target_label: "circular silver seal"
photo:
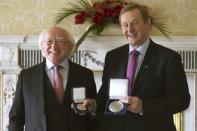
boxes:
[109,101,124,113]
[77,103,86,111]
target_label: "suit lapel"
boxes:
[117,45,130,78]
[133,41,157,95]
[63,60,73,105]
[65,60,72,90]
[34,62,46,114]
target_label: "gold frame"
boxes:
[174,112,183,131]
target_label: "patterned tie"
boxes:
[54,65,64,104]
[126,50,139,96]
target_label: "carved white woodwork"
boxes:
[2,74,18,131]
[184,73,196,131]
[0,46,18,67]
[0,35,196,131]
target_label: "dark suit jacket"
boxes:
[97,40,190,131]
[8,60,97,131]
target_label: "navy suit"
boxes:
[97,40,190,131]
[9,60,97,131]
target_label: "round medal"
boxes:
[109,101,124,113]
[77,103,86,111]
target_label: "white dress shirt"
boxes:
[128,38,150,79]
[45,58,69,90]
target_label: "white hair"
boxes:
[38,26,75,56]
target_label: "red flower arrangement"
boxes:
[74,0,124,26]
[55,0,126,52]
[55,0,170,53]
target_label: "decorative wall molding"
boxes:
[0,46,18,67]
[0,35,25,43]
[1,35,197,48]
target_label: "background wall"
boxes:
[0,0,196,36]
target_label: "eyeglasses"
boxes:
[43,39,69,45]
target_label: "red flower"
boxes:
[114,4,124,13]
[92,12,104,25]
[104,7,114,17]
[75,12,88,24]
[93,2,105,15]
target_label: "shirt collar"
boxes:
[46,58,69,70]
[129,38,150,55]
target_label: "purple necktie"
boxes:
[126,50,139,96]
[54,65,64,104]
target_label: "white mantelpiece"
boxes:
[0,35,197,131]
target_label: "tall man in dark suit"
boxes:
[97,3,190,131]
[9,26,97,131]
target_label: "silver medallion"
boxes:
[109,101,124,113]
